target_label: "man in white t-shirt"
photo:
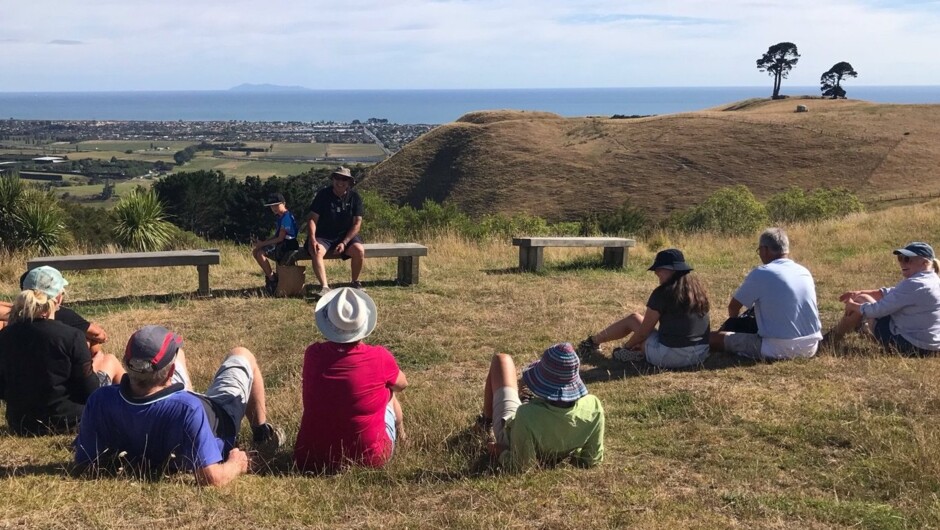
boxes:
[709,227,822,360]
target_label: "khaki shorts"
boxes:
[492,386,522,448]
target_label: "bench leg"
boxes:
[197,264,211,296]
[397,256,420,285]
[603,247,626,269]
[519,246,544,272]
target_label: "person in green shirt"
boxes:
[479,342,605,472]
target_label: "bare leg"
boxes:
[827,294,878,342]
[482,353,518,421]
[92,353,126,384]
[311,242,330,289]
[252,247,274,279]
[227,347,268,427]
[347,242,366,283]
[593,312,644,345]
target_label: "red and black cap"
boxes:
[124,325,182,373]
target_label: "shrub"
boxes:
[61,201,118,251]
[581,200,648,237]
[674,185,768,235]
[113,188,175,251]
[766,187,863,223]
[0,173,67,255]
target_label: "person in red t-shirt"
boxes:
[294,287,408,472]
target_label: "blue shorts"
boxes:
[872,316,934,356]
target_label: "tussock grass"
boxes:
[2,202,940,528]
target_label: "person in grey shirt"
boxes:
[825,242,940,355]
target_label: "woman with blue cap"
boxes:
[578,248,711,368]
[824,242,940,355]
[0,266,124,435]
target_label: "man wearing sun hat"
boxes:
[478,343,605,472]
[294,287,408,472]
[74,325,284,486]
[304,167,366,296]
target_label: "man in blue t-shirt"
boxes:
[709,227,822,360]
[252,193,299,295]
[74,325,284,486]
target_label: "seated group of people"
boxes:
[0,267,604,486]
[578,228,940,367]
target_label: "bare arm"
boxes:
[728,298,744,318]
[0,301,11,322]
[332,216,363,256]
[839,289,883,303]
[306,213,321,253]
[254,227,287,249]
[390,370,408,393]
[85,322,108,345]
[194,448,250,487]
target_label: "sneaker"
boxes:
[264,273,279,295]
[577,336,602,361]
[317,285,332,298]
[350,280,363,289]
[252,423,285,460]
[612,346,645,363]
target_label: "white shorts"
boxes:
[645,331,710,368]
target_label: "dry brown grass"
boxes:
[361,98,940,221]
[2,201,940,528]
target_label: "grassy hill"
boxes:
[2,200,940,527]
[360,98,940,221]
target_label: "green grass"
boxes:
[2,202,940,528]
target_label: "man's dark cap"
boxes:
[124,325,182,374]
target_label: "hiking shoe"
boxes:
[577,336,602,361]
[264,274,279,296]
[350,280,363,289]
[612,346,645,363]
[252,423,285,460]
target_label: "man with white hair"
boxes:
[710,227,823,360]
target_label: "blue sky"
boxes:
[1,0,938,91]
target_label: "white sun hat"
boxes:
[314,287,377,343]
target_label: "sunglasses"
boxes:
[897,255,913,264]
[333,176,353,182]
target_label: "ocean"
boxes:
[1,86,939,124]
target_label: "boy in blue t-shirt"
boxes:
[74,325,284,486]
[252,193,299,294]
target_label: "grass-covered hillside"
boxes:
[1,200,940,528]
[361,98,940,221]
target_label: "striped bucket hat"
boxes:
[521,343,588,403]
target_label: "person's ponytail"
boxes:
[933,259,940,275]
[9,290,57,324]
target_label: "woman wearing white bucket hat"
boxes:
[294,287,408,472]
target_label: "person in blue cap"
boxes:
[578,248,711,369]
[476,343,604,472]
[824,242,940,355]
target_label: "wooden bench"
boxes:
[26,249,222,296]
[291,243,428,285]
[512,237,637,272]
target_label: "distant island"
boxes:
[228,83,311,92]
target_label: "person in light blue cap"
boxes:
[825,242,940,355]
[476,343,605,472]
[0,266,125,435]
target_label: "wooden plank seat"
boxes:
[26,249,221,296]
[290,243,428,285]
[511,237,637,272]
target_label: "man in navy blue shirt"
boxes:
[74,325,284,486]
[306,167,366,296]
[252,193,299,295]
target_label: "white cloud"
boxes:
[0,0,937,90]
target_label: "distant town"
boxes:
[0,118,436,154]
